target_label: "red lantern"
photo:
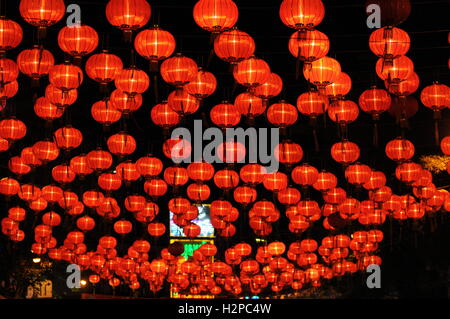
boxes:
[359,87,391,118]
[113,220,133,235]
[20,0,65,28]
[151,101,180,128]
[136,155,163,179]
[144,178,167,197]
[134,26,176,62]
[107,132,137,156]
[234,186,257,205]
[214,28,255,63]
[275,141,303,165]
[41,185,63,203]
[395,161,422,184]
[45,84,78,108]
[240,164,266,185]
[187,183,211,202]
[263,172,288,192]
[52,165,76,184]
[160,53,198,87]
[210,102,241,128]
[167,89,200,116]
[54,126,83,150]
[303,56,341,92]
[0,18,23,54]
[106,0,151,32]
[441,136,450,155]
[116,161,140,182]
[0,58,19,84]
[214,169,239,190]
[324,72,352,100]
[327,100,359,124]
[8,156,31,175]
[252,73,283,100]
[193,0,238,33]
[77,216,95,232]
[86,51,123,84]
[0,177,20,196]
[187,162,215,182]
[32,140,60,162]
[312,171,337,192]
[278,188,301,206]
[164,166,189,187]
[91,99,122,125]
[386,72,419,96]
[420,82,450,111]
[34,97,64,121]
[291,164,318,186]
[87,149,113,171]
[296,90,329,118]
[217,141,246,163]
[58,25,99,58]
[115,67,150,97]
[279,0,325,30]
[21,148,42,167]
[369,27,410,61]
[185,69,217,99]
[331,140,360,165]
[288,29,329,63]
[163,138,192,162]
[345,163,372,185]
[385,137,415,162]
[267,101,298,127]
[49,62,83,92]
[376,56,414,84]
[234,92,265,118]
[98,172,122,191]
[148,223,166,237]
[0,118,27,141]
[17,46,54,79]
[233,56,271,87]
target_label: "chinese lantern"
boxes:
[167,89,200,116]
[395,161,421,184]
[0,177,20,196]
[144,178,167,197]
[32,140,60,162]
[233,56,271,87]
[234,186,257,205]
[386,72,419,96]
[19,0,65,33]
[163,138,192,162]
[291,164,318,186]
[303,56,341,92]
[116,161,140,182]
[0,18,23,54]
[58,25,99,59]
[110,89,143,114]
[275,141,303,165]
[91,99,122,125]
[375,55,414,85]
[420,82,450,111]
[214,169,239,190]
[49,62,83,92]
[187,162,215,182]
[41,185,63,203]
[278,188,301,205]
[0,81,18,108]
[359,87,391,118]
[45,84,78,108]
[0,118,27,141]
[385,137,415,162]
[134,26,176,62]
[184,69,217,99]
[151,101,180,128]
[148,223,166,237]
[107,132,137,156]
[113,220,132,235]
[21,147,42,167]
[115,67,150,97]
[369,27,410,62]
[187,183,211,202]
[8,156,31,175]
[252,72,283,100]
[441,136,450,155]
[98,172,122,191]
[86,51,123,84]
[52,165,76,184]
[324,72,352,100]
[327,100,359,124]
[17,46,55,80]
[210,102,241,128]
[193,0,238,33]
[77,216,95,232]
[279,0,325,30]
[87,149,113,171]
[34,97,64,121]
[136,155,163,179]
[217,141,246,163]
[106,0,151,37]
[214,28,255,63]
[160,53,198,87]
[267,101,298,127]
[240,164,266,185]
[263,172,288,192]
[288,29,329,63]
[0,58,19,84]
[364,171,386,190]
[345,163,372,185]
[234,92,266,118]
[296,90,329,118]
[312,171,337,192]
[164,166,189,187]
[54,126,83,150]
[331,140,360,165]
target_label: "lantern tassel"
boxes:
[372,115,379,148]
[433,110,441,148]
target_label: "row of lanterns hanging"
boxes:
[0,0,449,297]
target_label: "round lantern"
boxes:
[386,72,419,96]
[184,69,217,99]
[91,99,122,125]
[193,0,239,33]
[324,72,352,100]
[54,126,83,150]
[331,140,360,165]
[297,90,329,118]
[359,87,391,118]
[115,67,150,97]
[107,132,137,156]
[0,18,23,54]
[32,140,60,162]
[279,0,325,30]
[420,82,450,111]
[369,27,410,61]
[214,28,255,63]
[233,56,271,87]
[345,163,372,185]
[58,25,99,59]
[151,101,180,128]
[0,118,27,141]
[288,29,329,63]
[46,84,78,108]
[134,26,176,62]
[86,51,123,84]
[167,89,200,116]
[34,97,64,121]
[17,46,55,80]
[375,56,414,85]
[267,101,298,128]
[252,72,283,100]
[49,62,83,92]
[160,53,198,87]
[274,141,303,165]
[210,102,241,128]
[385,137,415,162]
[187,162,215,182]
[291,163,319,186]
[327,100,359,124]
[87,149,113,171]
[110,89,143,114]
[106,0,151,34]
[19,0,65,28]
[303,56,341,92]
[234,92,266,118]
